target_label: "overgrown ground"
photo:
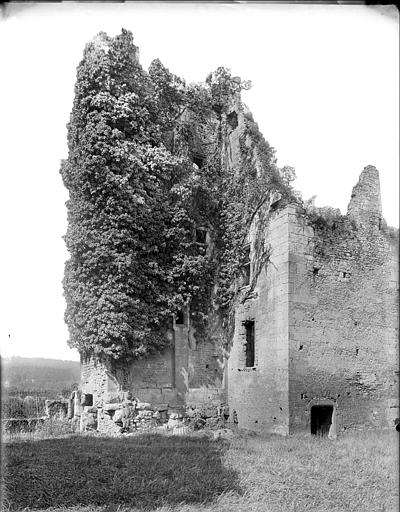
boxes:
[2,429,398,512]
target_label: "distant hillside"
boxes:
[1,356,80,393]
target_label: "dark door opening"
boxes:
[311,405,333,436]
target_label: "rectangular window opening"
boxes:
[243,320,255,367]
[227,111,238,130]
[195,228,207,245]
[241,244,251,286]
[176,310,185,325]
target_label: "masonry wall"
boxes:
[81,323,225,413]
[81,356,119,407]
[227,207,290,435]
[288,167,399,434]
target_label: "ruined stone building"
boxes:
[70,35,399,437]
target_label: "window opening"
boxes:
[176,310,185,325]
[242,244,251,286]
[244,320,255,367]
[195,228,207,245]
[193,155,205,168]
[311,405,333,436]
[81,393,93,407]
[227,111,238,130]
[270,199,281,212]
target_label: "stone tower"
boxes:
[228,166,398,436]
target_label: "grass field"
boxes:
[2,429,398,512]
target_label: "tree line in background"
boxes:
[2,357,80,395]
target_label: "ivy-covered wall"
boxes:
[72,32,398,435]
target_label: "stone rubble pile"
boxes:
[74,390,231,436]
[41,390,233,438]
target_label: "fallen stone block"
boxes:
[103,403,122,412]
[167,417,184,429]
[122,400,135,407]
[136,402,152,411]
[113,409,125,424]
[169,412,183,420]
[153,403,169,412]
[137,410,153,419]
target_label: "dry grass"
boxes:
[2,429,398,512]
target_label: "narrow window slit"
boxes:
[176,310,185,325]
[243,320,255,367]
[241,244,251,286]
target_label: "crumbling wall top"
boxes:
[347,165,382,229]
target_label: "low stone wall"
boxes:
[78,389,229,436]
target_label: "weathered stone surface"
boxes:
[86,413,97,428]
[137,410,153,419]
[75,47,397,438]
[136,402,152,411]
[85,406,98,414]
[153,403,169,412]
[167,417,183,429]
[168,412,183,420]
[122,391,133,401]
[103,403,122,412]
[113,409,125,424]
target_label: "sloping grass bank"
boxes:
[2,429,398,512]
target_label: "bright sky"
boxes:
[0,3,398,362]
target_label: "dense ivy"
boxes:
[61,30,296,360]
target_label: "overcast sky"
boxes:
[0,2,398,362]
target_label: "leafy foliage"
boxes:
[61,29,296,359]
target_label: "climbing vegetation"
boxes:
[61,29,296,359]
